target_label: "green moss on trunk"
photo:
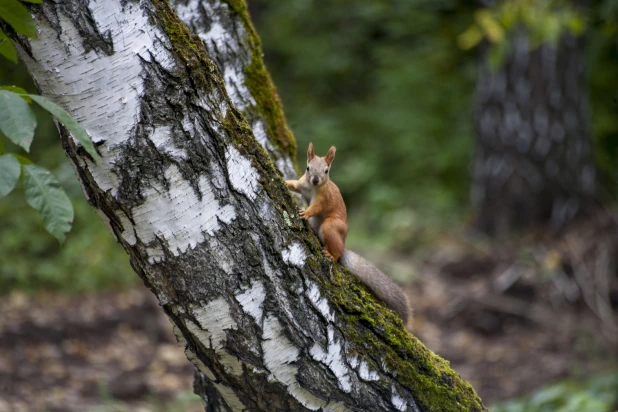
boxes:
[149,1,486,410]
[222,0,298,171]
[323,263,487,412]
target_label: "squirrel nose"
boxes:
[312,176,319,185]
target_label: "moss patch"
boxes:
[321,263,487,412]
[222,0,298,171]
[150,0,220,94]
[222,106,301,219]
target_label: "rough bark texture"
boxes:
[473,30,596,236]
[11,1,487,411]
[172,0,297,180]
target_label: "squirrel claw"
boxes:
[322,249,335,261]
[299,209,308,220]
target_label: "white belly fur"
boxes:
[300,186,324,240]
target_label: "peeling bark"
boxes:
[11,1,487,411]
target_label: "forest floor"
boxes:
[1,212,617,411]
[395,208,618,403]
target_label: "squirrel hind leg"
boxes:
[320,219,346,261]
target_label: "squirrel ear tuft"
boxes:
[307,142,315,162]
[325,146,336,166]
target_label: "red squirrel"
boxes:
[286,143,410,323]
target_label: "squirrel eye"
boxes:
[324,168,329,174]
[306,165,310,171]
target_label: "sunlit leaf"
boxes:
[457,25,483,50]
[23,164,73,243]
[498,3,518,30]
[542,14,562,45]
[567,15,585,35]
[0,90,36,152]
[0,153,20,196]
[0,85,30,102]
[0,28,17,63]
[0,0,37,38]
[27,94,100,160]
[475,9,504,43]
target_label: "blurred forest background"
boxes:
[2,0,618,411]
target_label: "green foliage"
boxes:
[491,372,618,412]
[589,52,618,195]
[0,0,98,243]
[457,0,586,69]
[0,185,135,293]
[0,0,37,38]
[0,2,118,291]
[0,153,20,195]
[251,0,477,243]
[28,94,99,160]
[22,164,74,243]
[0,89,36,151]
[0,87,131,292]
[0,0,39,62]
[0,88,99,242]
[250,0,618,249]
[1,85,30,100]
[0,28,17,63]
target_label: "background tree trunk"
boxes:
[11,1,486,411]
[472,30,596,236]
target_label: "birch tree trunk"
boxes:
[472,29,596,236]
[10,1,486,411]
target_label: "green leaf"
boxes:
[0,28,18,63]
[567,14,585,35]
[0,140,3,154]
[0,85,30,102]
[13,153,32,165]
[0,90,36,151]
[22,164,73,243]
[0,85,27,94]
[541,14,562,46]
[475,9,505,44]
[27,94,99,160]
[21,0,42,3]
[0,153,20,196]
[0,0,38,38]
[457,25,483,50]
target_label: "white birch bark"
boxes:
[9,1,487,411]
[171,0,297,181]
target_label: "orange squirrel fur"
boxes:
[286,143,410,323]
[286,143,347,260]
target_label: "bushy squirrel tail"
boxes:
[340,249,411,325]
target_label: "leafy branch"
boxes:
[0,0,99,243]
[457,0,586,68]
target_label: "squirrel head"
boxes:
[305,142,336,187]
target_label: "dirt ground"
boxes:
[403,209,618,402]
[0,289,200,412]
[1,213,617,411]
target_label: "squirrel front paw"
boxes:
[299,209,309,220]
[322,249,335,261]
